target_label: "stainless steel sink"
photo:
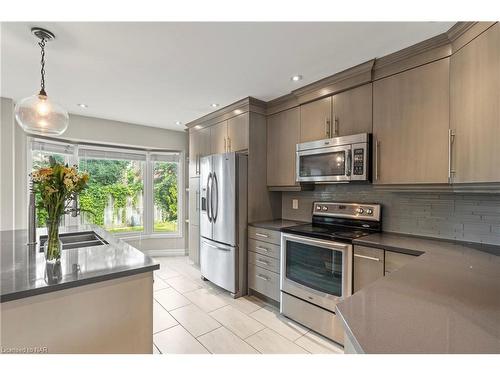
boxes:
[39,231,108,252]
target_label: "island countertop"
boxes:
[0,225,159,303]
[335,232,500,353]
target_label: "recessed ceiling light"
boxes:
[175,121,182,125]
[77,103,88,108]
[291,75,303,82]
[211,103,219,108]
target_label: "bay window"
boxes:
[28,138,183,237]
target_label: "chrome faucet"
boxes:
[68,194,81,218]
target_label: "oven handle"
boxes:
[281,233,351,252]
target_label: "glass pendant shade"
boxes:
[15,93,69,136]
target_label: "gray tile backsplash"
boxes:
[281,185,500,245]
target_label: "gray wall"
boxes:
[282,185,500,246]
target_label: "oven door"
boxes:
[296,144,352,183]
[281,233,352,312]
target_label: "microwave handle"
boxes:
[346,149,352,176]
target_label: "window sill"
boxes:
[114,233,183,241]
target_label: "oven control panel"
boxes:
[313,202,381,221]
[352,148,364,175]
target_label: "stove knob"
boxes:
[366,208,373,215]
[315,205,322,211]
[356,207,364,214]
[322,206,328,211]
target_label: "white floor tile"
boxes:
[184,287,231,312]
[153,300,178,334]
[166,275,203,294]
[229,295,266,315]
[153,277,170,291]
[154,288,191,311]
[245,328,309,354]
[155,266,180,280]
[294,331,344,354]
[169,304,221,337]
[250,306,309,341]
[153,325,209,354]
[198,327,258,354]
[210,305,265,339]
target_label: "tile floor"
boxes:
[152,256,344,355]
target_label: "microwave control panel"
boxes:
[353,148,364,175]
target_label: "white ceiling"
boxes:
[1,22,455,131]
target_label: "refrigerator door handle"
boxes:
[206,172,212,223]
[212,172,219,222]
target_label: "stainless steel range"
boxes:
[280,201,381,345]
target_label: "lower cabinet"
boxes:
[247,226,281,302]
[353,245,385,293]
[353,245,417,292]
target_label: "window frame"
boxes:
[27,136,184,240]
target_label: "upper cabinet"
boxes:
[210,120,228,154]
[373,58,450,184]
[267,107,300,187]
[299,97,332,143]
[227,112,249,152]
[189,126,210,178]
[332,83,373,136]
[451,23,500,183]
[298,85,373,143]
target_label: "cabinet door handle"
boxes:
[325,118,331,138]
[257,274,270,281]
[334,117,339,136]
[255,246,269,252]
[228,137,231,152]
[354,253,381,262]
[448,129,455,183]
[256,259,269,266]
[375,140,380,181]
[224,138,227,153]
[255,232,269,238]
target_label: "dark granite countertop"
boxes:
[336,232,500,353]
[248,219,307,231]
[0,225,159,303]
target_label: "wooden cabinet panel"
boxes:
[188,224,200,265]
[353,245,384,293]
[227,112,249,152]
[248,264,280,301]
[188,127,210,178]
[210,120,228,154]
[333,83,373,136]
[267,107,300,187]
[299,97,332,142]
[373,58,450,184]
[188,178,200,226]
[385,251,415,274]
[451,23,500,183]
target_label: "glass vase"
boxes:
[45,218,62,263]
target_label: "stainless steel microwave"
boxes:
[296,133,371,183]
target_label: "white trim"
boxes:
[142,249,187,257]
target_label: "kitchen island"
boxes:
[336,233,500,354]
[0,225,159,354]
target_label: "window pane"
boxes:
[78,158,144,234]
[153,161,179,233]
[31,150,68,228]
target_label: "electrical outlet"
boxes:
[292,199,299,210]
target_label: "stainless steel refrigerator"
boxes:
[199,152,247,297]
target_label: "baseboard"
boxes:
[143,249,187,257]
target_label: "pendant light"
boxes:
[15,27,69,136]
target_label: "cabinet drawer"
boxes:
[385,251,416,274]
[248,251,280,273]
[248,226,281,245]
[248,264,280,302]
[248,238,281,260]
